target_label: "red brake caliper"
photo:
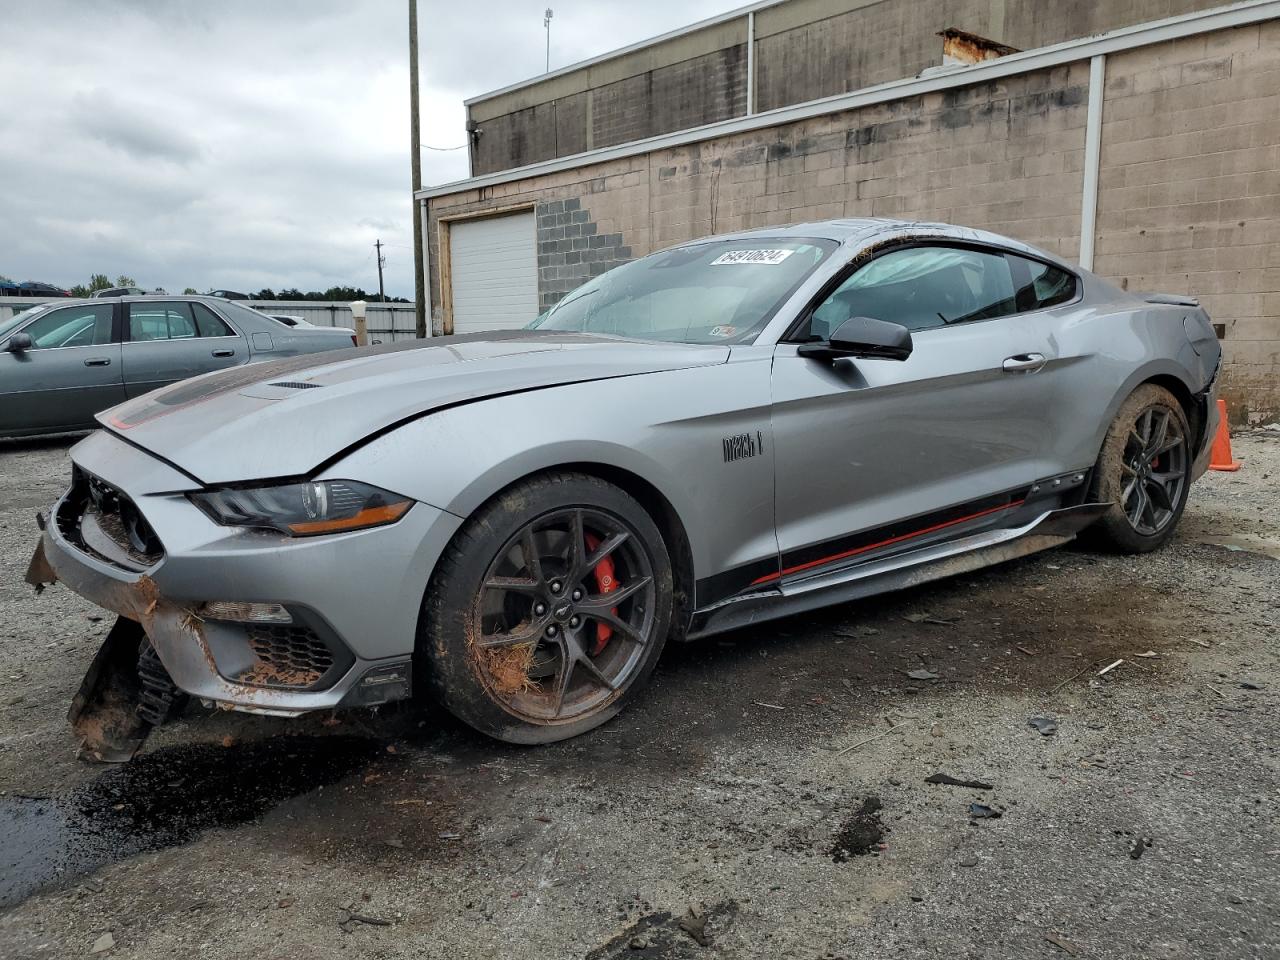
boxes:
[583,532,618,655]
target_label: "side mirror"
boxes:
[797,316,913,362]
[6,332,33,353]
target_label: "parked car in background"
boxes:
[91,286,149,298]
[28,219,1222,757]
[0,295,358,438]
[208,289,249,300]
[14,281,72,297]
[266,313,357,336]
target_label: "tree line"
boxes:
[12,273,409,303]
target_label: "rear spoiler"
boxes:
[1141,293,1201,307]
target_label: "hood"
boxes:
[99,330,728,485]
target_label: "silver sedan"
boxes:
[28,219,1222,758]
[0,296,356,438]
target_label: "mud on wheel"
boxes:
[421,473,673,744]
[1085,383,1192,554]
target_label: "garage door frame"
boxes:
[437,202,537,336]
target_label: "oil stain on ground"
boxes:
[0,734,381,908]
[828,795,886,862]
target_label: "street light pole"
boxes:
[409,0,427,338]
[544,8,553,73]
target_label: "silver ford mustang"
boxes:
[28,218,1222,756]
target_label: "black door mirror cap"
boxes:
[6,332,33,353]
[797,316,913,362]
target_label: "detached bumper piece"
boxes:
[67,617,186,763]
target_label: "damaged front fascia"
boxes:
[27,532,323,760]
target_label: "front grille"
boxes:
[57,467,164,570]
[240,624,336,689]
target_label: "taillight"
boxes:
[350,335,358,346]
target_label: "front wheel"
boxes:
[421,473,673,744]
[1084,383,1192,553]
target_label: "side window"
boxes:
[803,246,1018,339]
[192,303,235,337]
[21,305,114,348]
[128,302,198,342]
[1010,255,1077,311]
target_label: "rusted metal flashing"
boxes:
[939,27,1020,65]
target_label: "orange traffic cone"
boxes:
[1208,399,1241,472]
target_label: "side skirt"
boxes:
[686,502,1109,640]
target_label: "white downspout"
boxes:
[1079,54,1106,272]
[746,11,755,116]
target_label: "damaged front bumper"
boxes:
[31,429,462,728]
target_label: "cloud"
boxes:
[2,0,748,298]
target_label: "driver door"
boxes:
[769,244,1061,582]
[0,303,124,436]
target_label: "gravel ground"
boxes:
[0,430,1277,960]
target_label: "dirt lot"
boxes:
[0,431,1277,960]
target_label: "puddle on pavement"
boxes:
[0,735,381,909]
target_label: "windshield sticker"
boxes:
[711,249,795,266]
[708,325,737,338]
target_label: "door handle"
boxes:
[1002,353,1046,374]
[211,349,235,358]
[83,357,111,367]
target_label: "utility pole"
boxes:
[544,8,553,73]
[375,239,386,303]
[409,0,427,337]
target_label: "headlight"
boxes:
[190,480,412,536]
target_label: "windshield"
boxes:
[534,238,836,344]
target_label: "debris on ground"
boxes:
[924,773,994,790]
[1097,659,1125,677]
[903,669,940,681]
[833,719,913,756]
[1029,717,1058,736]
[829,797,886,862]
[968,803,1003,819]
[678,905,711,947]
[91,932,114,953]
[1239,681,1262,690]
[1045,931,1082,955]
[1129,836,1152,860]
[338,905,394,932]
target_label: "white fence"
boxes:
[0,297,423,343]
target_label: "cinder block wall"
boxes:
[430,22,1280,420]
[468,0,1229,177]
[1094,21,1280,420]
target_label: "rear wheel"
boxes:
[1084,384,1191,553]
[421,473,673,744]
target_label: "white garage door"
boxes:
[449,211,539,334]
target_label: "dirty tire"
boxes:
[1084,383,1192,553]
[421,472,673,744]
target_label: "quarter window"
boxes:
[805,245,1018,339]
[128,303,200,341]
[1010,255,1077,311]
[19,304,114,348]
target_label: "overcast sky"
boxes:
[1,0,746,299]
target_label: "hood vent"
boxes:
[269,381,323,390]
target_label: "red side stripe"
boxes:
[750,499,1026,586]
